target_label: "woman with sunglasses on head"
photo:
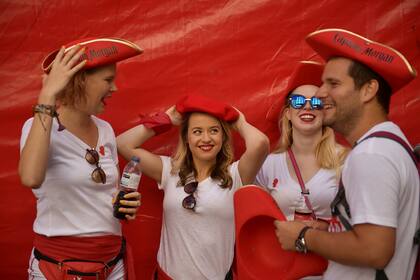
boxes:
[19,38,142,279]
[256,61,348,238]
[117,94,269,279]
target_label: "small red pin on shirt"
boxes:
[99,145,105,156]
[272,178,278,188]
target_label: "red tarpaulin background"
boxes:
[0,1,419,279]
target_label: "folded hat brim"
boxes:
[234,186,327,279]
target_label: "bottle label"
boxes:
[120,172,141,191]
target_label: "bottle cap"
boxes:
[131,156,140,163]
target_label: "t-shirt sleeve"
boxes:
[344,153,399,228]
[158,156,172,191]
[20,118,34,153]
[229,160,243,191]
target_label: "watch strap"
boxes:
[296,226,312,254]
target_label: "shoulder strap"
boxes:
[358,131,419,280]
[358,131,420,240]
[330,178,353,231]
[332,130,419,231]
[287,148,317,219]
[358,131,419,167]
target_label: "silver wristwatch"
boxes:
[295,226,312,254]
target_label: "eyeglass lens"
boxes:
[289,94,323,110]
[85,149,106,184]
[182,182,198,210]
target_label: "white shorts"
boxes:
[28,248,125,280]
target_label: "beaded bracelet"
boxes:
[33,104,56,117]
[33,104,65,131]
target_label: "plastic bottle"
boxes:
[113,156,141,220]
[294,194,313,221]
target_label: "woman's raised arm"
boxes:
[234,110,270,185]
[19,46,86,188]
[117,106,182,184]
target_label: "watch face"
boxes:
[295,238,306,253]
[295,238,307,254]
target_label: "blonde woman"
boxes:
[117,94,269,279]
[256,61,348,230]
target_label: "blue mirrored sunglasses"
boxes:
[288,94,323,110]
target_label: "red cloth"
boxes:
[155,264,173,280]
[34,233,135,280]
[176,94,239,122]
[138,111,173,135]
[306,28,417,93]
[234,186,327,279]
[42,37,143,73]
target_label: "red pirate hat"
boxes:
[176,94,239,122]
[42,38,143,73]
[234,186,327,279]
[266,61,324,123]
[306,28,417,93]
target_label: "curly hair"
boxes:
[171,112,234,189]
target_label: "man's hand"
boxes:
[274,220,307,251]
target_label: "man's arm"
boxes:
[274,221,395,269]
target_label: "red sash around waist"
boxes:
[33,233,135,279]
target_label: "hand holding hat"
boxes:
[42,37,143,73]
[40,45,87,103]
[274,220,308,251]
[165,105,183,126]
[234,186,327,279]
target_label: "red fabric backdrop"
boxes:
[0,1,419,279]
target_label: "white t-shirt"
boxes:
[157,156,243,280]
[324,122,419,280]
[20,116,121,237]
[255,152,338,221]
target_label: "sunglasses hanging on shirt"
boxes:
[182,181,198,210]
[85,148,106,184]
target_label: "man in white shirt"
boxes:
[274,28,419,279]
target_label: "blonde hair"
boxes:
[56,68,98,107]
[273,107,349,179]
[171,113,234,188]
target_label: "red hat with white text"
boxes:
[306,28,417,93]
[234,186,327,279]
[266,61,324,122]
[42,38,143,73]
[176,94,239,122]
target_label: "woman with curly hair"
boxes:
[117,94,269,279]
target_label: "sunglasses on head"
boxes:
[85,148,106,184]
[288,94,323,110]
[182,181,198,210]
